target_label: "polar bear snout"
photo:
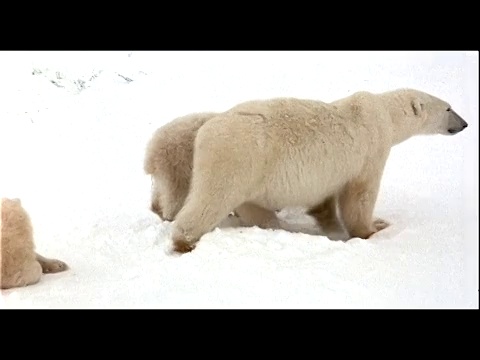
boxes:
[447,108,468,135]
[448,121,468,134]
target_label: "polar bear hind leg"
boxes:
[2,261,42,289]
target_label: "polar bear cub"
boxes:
[169,88,468,253]
[144,112,218,221]
[1,198,68,289]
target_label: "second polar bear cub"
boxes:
[170,88,468,253]
[1,198,69,289]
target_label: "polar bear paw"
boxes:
[172,239,196,254]
[39,258,69,274]
[373,218,390,232]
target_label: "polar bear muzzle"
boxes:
[447,108,468,134]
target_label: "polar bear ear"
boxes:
[411,99,425,117]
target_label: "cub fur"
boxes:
[1,198,68,289]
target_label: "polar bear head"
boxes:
[409,90,468,136]
[383,89,468,144]
[1,197,31,235]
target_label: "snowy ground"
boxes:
[0,51,478,309]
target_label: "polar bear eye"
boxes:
[446,107,451,112]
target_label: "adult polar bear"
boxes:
[171,88,468,253]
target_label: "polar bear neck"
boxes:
[377,90,424,146]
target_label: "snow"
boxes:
[0,51,478,309]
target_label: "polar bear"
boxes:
[144,112,345,237]
[169,88,468,253]
[144,112,218,221]
[1,198,68,289]
[144,112,283,230]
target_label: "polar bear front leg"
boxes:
[338,157,390,240]
[150,192,164,219]
[149,176,164,219]
[159,177,191,222]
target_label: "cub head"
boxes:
[1,197,30,230]
[408,90,468,136]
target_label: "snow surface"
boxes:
[0,51,478,309]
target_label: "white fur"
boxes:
[169,88,467,253]
[1,198,68,289]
